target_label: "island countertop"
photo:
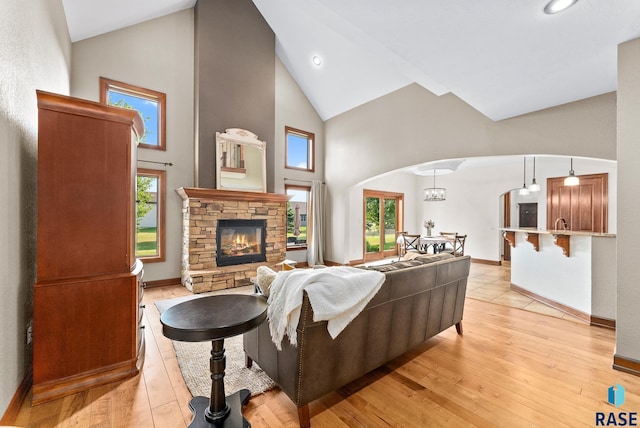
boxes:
[498,227,616,238]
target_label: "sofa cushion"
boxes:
[414,253,454,264]
[400,251,421,260]
[360,259,423,272]
[256,265,277,296]
[359,253,454,273]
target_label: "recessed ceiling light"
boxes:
[544,0,579,14]
[312,56,322,66]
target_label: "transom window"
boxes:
[286,185,311,249]
[100,77,166,151]
[136,168,166,262]
[285,127,314,172]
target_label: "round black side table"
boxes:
[161,294,268,428]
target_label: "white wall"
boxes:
[324,83,617,264]
[511,233,592,314]
[0,0,71,415]
[71,10,195,282]
[616,37,640,367]
[346,156,616,264]
[592,236,616,320]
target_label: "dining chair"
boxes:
[439,231,457,253]
[395,231,408,260]
[402,234,423,257]
[450,234,467,257]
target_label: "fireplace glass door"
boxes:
[216,219,267,266]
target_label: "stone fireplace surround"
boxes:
[177,187,290,294]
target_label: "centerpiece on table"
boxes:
[423,219,435,237]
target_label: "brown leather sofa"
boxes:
[243,253,471,427]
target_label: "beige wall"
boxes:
[324,84,616,263]
[274,58,325,264]
[0,0,71,414]
[616,37,640,365]
[71,10,195,282]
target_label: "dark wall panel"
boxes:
[195,0,275,190]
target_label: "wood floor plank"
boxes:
[141,309,180,410]
[151,401,187,428]
[144,303,194,423]
[57,391,91,428]
[87,383,113,427]
[111,374,154,428]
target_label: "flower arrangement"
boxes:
[423,219,435,236]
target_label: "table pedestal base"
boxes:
[188,389,251,428]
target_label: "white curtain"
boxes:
[307,180,325,266]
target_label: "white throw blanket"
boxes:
[267,266,385,350]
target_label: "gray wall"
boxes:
[616,37,640,368]
[0,0,71,414]
[195,0,275,191]
[323,84,616,263]
[71,10,196,282]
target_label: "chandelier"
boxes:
[424,170,446,201]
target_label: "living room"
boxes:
[2,0,640,426]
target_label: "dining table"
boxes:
[419,235,455,254]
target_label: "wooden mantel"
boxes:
[176,187,291,203]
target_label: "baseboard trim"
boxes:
[0,365,32,425]
[471,258,502,266]
[613,355,640,377]
[144,277,181,288]
[590,316,616,330]
[324,260,346,266]
[510,283,590,323]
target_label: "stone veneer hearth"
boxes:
[177,187,290,293]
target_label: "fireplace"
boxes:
[216,219,267,267]
[178,187,289,293]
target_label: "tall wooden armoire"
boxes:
[33,90,145,404]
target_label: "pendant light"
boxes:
[518,157,530,196]
[424,170,446,201]
[528,157,541,192]
[564,157,580,186]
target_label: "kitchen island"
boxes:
[499,228,616,327]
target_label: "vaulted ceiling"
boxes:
[62,0,640,121]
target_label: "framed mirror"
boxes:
[215,128,267,192]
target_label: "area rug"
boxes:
[155,286,276,397]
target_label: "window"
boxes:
[285,126,314,172]
[100,77,166,151]
[136,168,166,262]
[285,185,311,249]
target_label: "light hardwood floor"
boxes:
[13,263,640,427]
